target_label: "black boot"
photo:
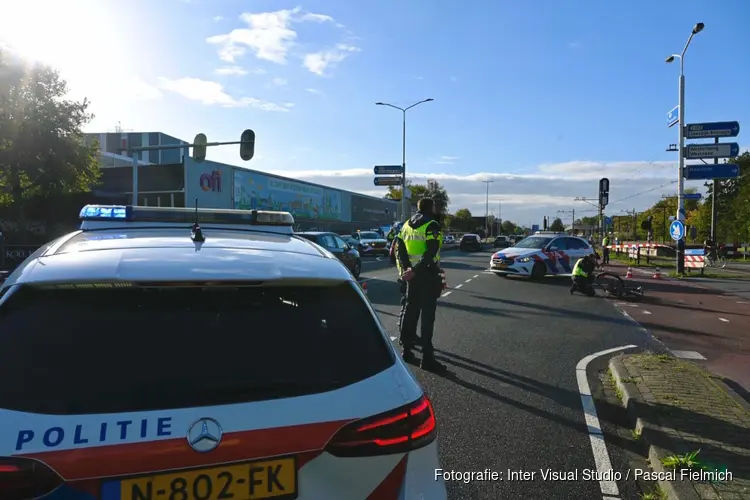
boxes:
[420,354,447,373]
[402,349,418,365]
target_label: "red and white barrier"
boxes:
[685,255,705,269]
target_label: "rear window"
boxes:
[0,283,393,414]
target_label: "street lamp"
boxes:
[666,22,704,274]
[481,180,494,237]
[375,98,434,222]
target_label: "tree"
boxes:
[384,179,450,216]
[423,179,450,216]
[0,49,100,227]
[501,220,516,234]
[384,181,427,203]
[452,208,473,231]
[549,217,565,232]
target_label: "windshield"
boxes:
[358,232,380,239]
[512,236,553,249]
[0,283,393,414]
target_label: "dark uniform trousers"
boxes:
[399,273,441,355]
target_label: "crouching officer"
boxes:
[570,253,597,296]
[396,198,446,373]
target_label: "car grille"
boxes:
[492,257,515,265]
[372,242,386,248]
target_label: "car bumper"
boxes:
[489,258,534,276]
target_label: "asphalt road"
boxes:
[360,248,666,499]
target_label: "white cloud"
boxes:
[253,161,693,224]
[213,15,224,22]
[271,77,288,86]
[157,77,292,112]
[435,155,459,164]
[119,77,163,100]
[214,66,248,76]
[305,88,323,95]
[303,44,360,76]
[206,7,359,75]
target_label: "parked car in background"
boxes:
[351,231,389,256]
[493,235,512,249]
[344,235,370,256]
[459,234,483,252]
[443,235,457,245]
[296,232,362,278]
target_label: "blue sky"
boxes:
[2,0,748,226]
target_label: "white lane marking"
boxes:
[738,301,749,304]
[390,336,397,341]
[464,279,472,283]
[455,284,463,289]
[576,344,637,498]
[672,350,706,360]
[719,317,730,322]
[642,310,652,315]
[440,291,452,298]
[473,274,479,278]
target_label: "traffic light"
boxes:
[240,129,255,161]
[543,216,548,230]
[599,177,610,208]
[192,133,207,163]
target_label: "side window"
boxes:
[319,235,336,248]
[565,238,584,250]
[332,235,348,250]
[550,238,568,250]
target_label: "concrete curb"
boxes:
[608,355,701,500]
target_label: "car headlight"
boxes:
[517,257,533,263]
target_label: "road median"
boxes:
[609,353,750,500]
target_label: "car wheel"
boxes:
[352,259,361,279]
[530,262,546,280]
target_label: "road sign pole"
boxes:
[711,136,718,242]
[676,71,686,274]
[401,110,407,222]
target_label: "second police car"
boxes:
[0,205,447,500]
[489,231,595,279]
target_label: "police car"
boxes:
[489,231,594,279]
[0,205,447,500]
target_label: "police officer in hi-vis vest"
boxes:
[395,198,447,373]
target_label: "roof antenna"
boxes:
[191,197,205,243]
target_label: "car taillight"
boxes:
[0,457,63,500]
[325,395,437,457]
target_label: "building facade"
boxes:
[88,131,401,232]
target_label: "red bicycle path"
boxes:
[600,262,750,394]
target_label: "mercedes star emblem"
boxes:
[187,417,223,453]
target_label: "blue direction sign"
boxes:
[373,165,403,175]
[669,220,685,241]
[531,224,539,233]
[685,121,740,139]
[667,106,679,128]
[684,143,740,159]
[373,176,402,186]
[684,164,740,180]
[604,216,612,225]
[683,192,702,200]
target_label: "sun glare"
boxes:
[0,0,121,73]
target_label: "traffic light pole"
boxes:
[129,136,254,204]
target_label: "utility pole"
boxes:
[711,136,719,242]
[375,99,434,222]
[665,22,704,274]
[557,209,575,233]
[482,180,494,237]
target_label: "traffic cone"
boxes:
[626,267,633,279]
[361,281,368,295]
[652,267,662,279]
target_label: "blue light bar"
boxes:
[79,205,131,220]
[78,205,295,226]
